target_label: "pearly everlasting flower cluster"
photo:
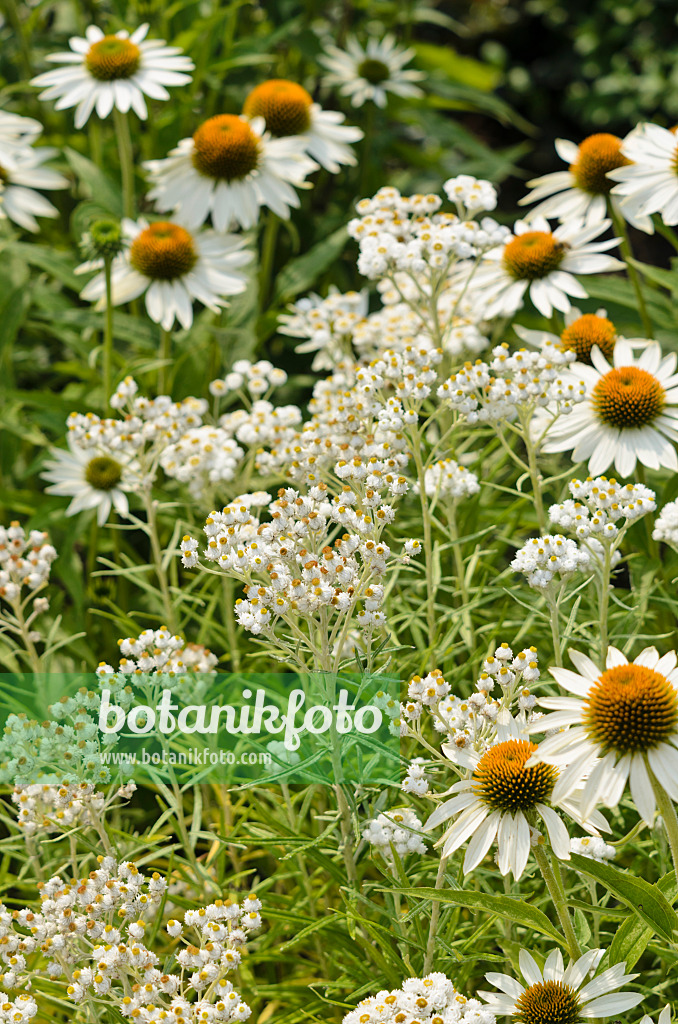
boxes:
[95,627,218,702]
[182,483,419,646]
[278,289,368,370]
[0,857,262,1024]
[653,499,678,548]
[209,360,288,400]
[418,459,480,501]
[437,342,585,426]
[159,427,244,499]
[0,522,56,604]
[12,782,105,837]
[362,808,427,860]
[511,534,591,590]
[402,643,542,766]
[401,758,430,796]
[443,175,498,216]
[570,836,615,862]
[342,974,496,1024]
[550,477,656,542]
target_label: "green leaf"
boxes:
[570,853,678,943]
[65,147,122,217]
[413,43,500,91]
[386,886,566,945]
[272,226,349,304]
[609,869,678,969]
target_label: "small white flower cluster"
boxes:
[342,974,496,1024]
[12,782,105,837]
[549,477,656,541]
[160,427,244,499]
[95,627,218,698]
[220,400,302,452]
[401,758,430,797]
[349,186,508,279]
[443,175,498,216]
[362,808,427,860]
[0,522,57,603]
[401,644,541,767]
[438,343,585,425]
[570,836,615,862]
[209,359,288,399]
[181,483,418,643]
[419,459,480,501]
[511,535,591,589]
[653,499,678,548]
[0,860,261,1024]
[278,289,368,370]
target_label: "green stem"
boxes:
[545,586,563,668]
[598,542,612,670]
[448,504,475,650]
[521,413,548,534]
[423,855,448,973]
[113,108,135,220]
[609,204,653,338]
[159,328,172,396]
[533,843,581,959]
[143,490,178,633]
[652,215,678,255]
[647,761,678,891]
[258,211,280,310]
[103,257,114,413]
[410,428,436,655]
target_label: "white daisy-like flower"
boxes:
[0,111,42,145]
[642,1008,672,1024]
[519,133,651,231]
[144,115,318,231]
[77,218,250,331]
[0,138,67,233]
[242,79,363,173]
[319,35,425,108]
[516,307,617,367]
[42,443,134,525]
[479,947,642,1023]
[527,645,678,826]
[467,216,623,319]
[31,24,194,129]
[423,718,608,880]
[608,123,678,232]
[542,338,678,476]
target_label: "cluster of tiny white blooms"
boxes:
[418,459,480,501]
[0,994,37,1023]
[159,427,244,500]
[208,360,288,400]
[437,342,585,425]
[349,186,509,279]
[354,301,489,359]
[182,481,417,645]
[510,535,591,590]
[653,499,678,547]
[570,836,615,862]
[362,809,427,860]
[0,859,261,1024]
[11,782,105,837]
[443,175,498,216]
[278,289,368,369]
[0,522,56,604]
[549,477,657,542]
[342,974,496,1024]
[402,644,541,765]
[95,628,218,700]
[401,758,430,796]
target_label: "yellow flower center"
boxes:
[242,80,312,136]
[358,58,390,84]
[592,366,665,428]
[129,222,197,281]
[85,456,122,491]
[503,231,566,281]
[191,115,261,181]
[570,133,629,194]
[85,36,141,81]
[560,313,616,364]
[582,663,678,754]
[515,981,581,1024]
[473,739,558,812]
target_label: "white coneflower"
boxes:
[42,444,134,525]
[319,35,424,108]
[479,947,642,1023]
[77,218,250,330]
[542,338,678,476]
[608,123,678,230]
[242,79,362,173]
[467,216,623,318]
[528,645,678,826]
[144,114,318,231]
[31,24,194,128]
[424,719,608,880]
[0,136,67,232]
